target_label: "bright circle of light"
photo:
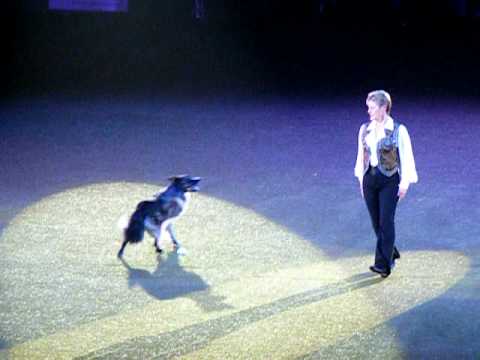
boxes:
[0,182,469,359]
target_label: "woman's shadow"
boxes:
[120,252,232,312]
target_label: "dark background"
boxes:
[3,0,480,97]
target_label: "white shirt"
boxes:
[354,116,418,190]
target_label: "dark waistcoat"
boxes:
[361,122,401,177]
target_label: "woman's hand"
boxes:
[398,187,408,200]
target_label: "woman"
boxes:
[355,90,418,278]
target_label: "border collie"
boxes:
[117,175,201,258]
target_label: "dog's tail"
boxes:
[117,213,130,230]
[124,210,145,243]
[118,210,145,258]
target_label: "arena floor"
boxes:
[1,92,479,359]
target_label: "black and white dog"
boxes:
[117,175,201,258]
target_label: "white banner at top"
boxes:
[49,0,128,12]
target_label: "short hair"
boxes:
[367,90,392,114]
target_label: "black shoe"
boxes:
[369,265,390,278]
[393,248,400,260]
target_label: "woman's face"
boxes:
[366,100,387,123]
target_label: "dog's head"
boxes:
[169,175,201,192]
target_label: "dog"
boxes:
[117,175,201,258]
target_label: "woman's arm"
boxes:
[355,124,366,197]
[397,124,418,198]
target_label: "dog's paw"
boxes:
[176,247,187,256]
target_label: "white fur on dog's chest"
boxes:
[160,194,189,230]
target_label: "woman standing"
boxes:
[355,90,418,278]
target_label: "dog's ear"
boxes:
[168,174,187,182]
[168,175,181,183]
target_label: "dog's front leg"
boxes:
[167,224,186,255]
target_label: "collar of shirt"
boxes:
[366,115,394,132]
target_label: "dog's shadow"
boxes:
[120,252,233,312]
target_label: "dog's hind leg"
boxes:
[167,224,187,255]
[117,239,128,258]
[150,228,164,254]
[144,217,164,254]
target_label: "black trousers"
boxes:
[363,166,400,271]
